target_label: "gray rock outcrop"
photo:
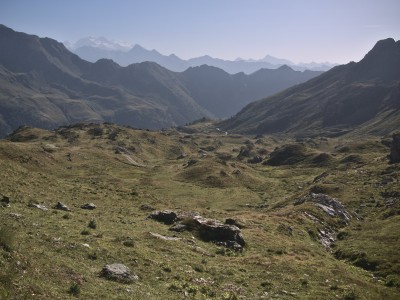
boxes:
[186,215,246,249]
[149,210,246,251]
[101,263,138,283]
[309,193,351,223]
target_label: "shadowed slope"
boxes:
[221,38,400,137]
[0,25,323,137]
[0,25,211,137]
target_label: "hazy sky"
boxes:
[1,0,399,63]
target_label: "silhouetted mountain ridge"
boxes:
[0,25,323,137]
[0,25,211,136]
[70,36,336,73]
[220,38,400,137]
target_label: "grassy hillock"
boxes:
[0,123,399,299]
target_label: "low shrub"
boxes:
[68,282,81,297]
[88,220,97,229]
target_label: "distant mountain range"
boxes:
[220,38,400,137]
[178,65,321,119]
[67,37,336,73]
[0,25,322,137]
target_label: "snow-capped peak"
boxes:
[68,37,133,52]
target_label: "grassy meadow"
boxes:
[0,122,399,299]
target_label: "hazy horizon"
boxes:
[1,0,399,64]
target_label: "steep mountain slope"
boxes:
[0,25,323,137]
[221,38,400,137]
[179,65,322,118]
[0,25,211,137]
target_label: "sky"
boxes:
[0,0,399,64]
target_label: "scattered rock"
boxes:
[177,152,187,159]
[309,193,351,223]
[42,143,58,153]
[52,237,63,243]
[54,202,71,211]
[302,193,351,249]
[149,210,246,250]
[169,223,187,232]
[149,232,181,241]
[317,228,335,248]
[100,263,138,283]
[28,203,48,211]
[303,211,320,223]
[198,149,208,157]
[191,277,215,286]
[222,283,242,295]
[216,240,244,251]
[185,159,198,167]
[149,210,178,224]
[247,156,263,164]
[389,132,400,163]
[9,213,22,218]
[66,153,72,161]
[81,203,96,210]
[115,146,130,155]
[1,196,10,207]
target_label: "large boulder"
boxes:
[100,263,138,283]
[389,133,400,163]
[187,216,246,249]
[149,210,246,250]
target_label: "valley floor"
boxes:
[0,123,399,299]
